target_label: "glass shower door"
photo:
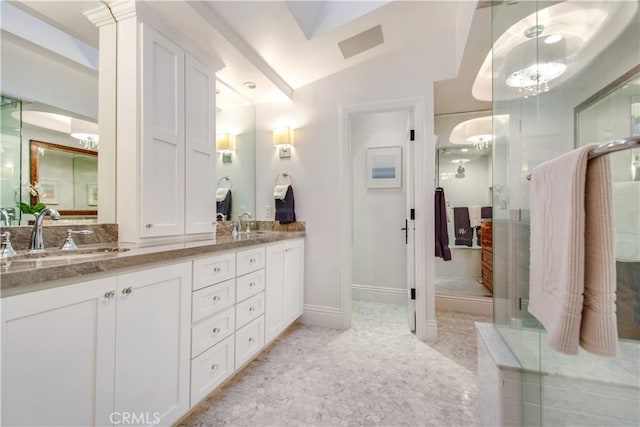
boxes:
[0,96,22,226]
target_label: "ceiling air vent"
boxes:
[338,25,384,59]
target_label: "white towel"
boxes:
[469,206,482,228]
[613,181,640,262]
[216,187,230,202]
[273,184,289,201]
[529,144,617,357]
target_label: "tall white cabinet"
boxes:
[265,239,305,343]
[114,3,222,242]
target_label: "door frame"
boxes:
[339,97,437,343]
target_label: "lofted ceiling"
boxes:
[5,0,486,112]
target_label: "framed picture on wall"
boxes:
[366,146,402,188]
[87,184,98,206]
[39,180,59,205]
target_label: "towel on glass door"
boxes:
[529,144,618,357]
[275,185,296,224]
[216,189,232,220]
[453,207,473,247]
[434,187,452,261]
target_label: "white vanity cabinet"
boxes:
[139,23,216,238]
[1,262,192,427]
[265,239,305,343]
[1,277,117,427]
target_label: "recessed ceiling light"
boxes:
[544,34,563,44]
[242,82,257,89]
[524,24,545,38]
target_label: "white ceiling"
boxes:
[6,0,487,113]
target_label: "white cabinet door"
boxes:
[185,53,216,234]
[265,242,287,343]
[284,239,304,324]
[1,278,117,427]
[140,23,185,237]
[114,262,192,426]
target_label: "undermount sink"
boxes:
[11,247,130,262]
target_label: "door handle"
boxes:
[400,219,408,244]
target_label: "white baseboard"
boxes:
[351,283,406,305]
[435,294,493,316]
[302,304,342,329]
[425,319,438,344]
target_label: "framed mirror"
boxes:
[29,140,97,216]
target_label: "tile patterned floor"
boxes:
[435,276,492,298]
[180,302,491,427]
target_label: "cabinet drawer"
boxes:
[190,334,235,407]
[192,279,235,322]
[193,253,235,290]
[235,315,264,368]
[482,270,493,292]
[236,269,265,303]
[236,291,265,329]
[236,247,265,276]
[481,249,493,268]
[192,306,235,357]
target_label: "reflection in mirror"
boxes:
[0,97,22,226]
[0,0,106,226]
[434,110,493,299]
[215,84,256,221]
[29,140,97,216]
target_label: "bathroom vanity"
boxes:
[0,229,304,426]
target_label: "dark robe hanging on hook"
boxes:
[435,187,452,261]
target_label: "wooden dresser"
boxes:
[481,219,493,293]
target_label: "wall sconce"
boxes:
[216,133,236,163]
[273,127,294,158]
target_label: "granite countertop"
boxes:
[1,230,305,297]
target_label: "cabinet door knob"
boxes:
[249,306,255,312]
[104,290,115,301]
[212,295,220,301]
[248,337,255,343]
[212,327,220,334]
[213,267,221,273]
[249,282,255,287]
[122,287,133,295]
[145,224,153,229]
[249,258,255,263]
[210,364,217,371]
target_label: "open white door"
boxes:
[406,123,416,332]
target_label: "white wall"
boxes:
[254,34,460,325]
[351,110,409,302]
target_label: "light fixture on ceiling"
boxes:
[216,133,236,163]
[70,118,99,150]
[506,62,567,98]
[449,115,509,150]
[524,24,545,38]
[242,81,257,90]
[273,127,294,158]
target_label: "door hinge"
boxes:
[410,288,416,300]
[519,297,522,311]
[410,209,415,220]
[409,129,415,141]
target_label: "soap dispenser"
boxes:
[231,223,238,239]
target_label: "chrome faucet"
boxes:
[29,208,60,253]
[216,213,226,221]
[237,212,252,234]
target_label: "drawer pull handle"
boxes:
[249,306,255,312]
[212,327,220,334]
[104,290,115,301]
[249,258,255,263]
[145,223,153,229]
[210,364,218,371]
[122,287,133,295]
[249,282,255,287]
[213,267,221,273]
[248,337,255,343]
[212,296,221,302]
